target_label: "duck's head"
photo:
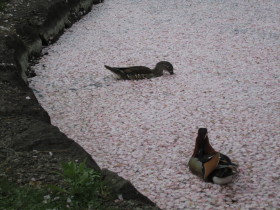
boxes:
[156,61,174,75]
[198,128,207,138]
[192,128,216,158]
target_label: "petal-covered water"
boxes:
[30,0,280,209]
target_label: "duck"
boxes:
[188,128,238,184]
[104,61,174,80]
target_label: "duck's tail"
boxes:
[104,65,118,73]
[104,65,128,79]
[220,153,238,167]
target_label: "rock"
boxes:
[39,1,70,44]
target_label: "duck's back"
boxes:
[105,65,151,74]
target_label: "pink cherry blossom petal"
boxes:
[29,0,280,209]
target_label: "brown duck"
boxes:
[188,128,238,184]
[104,61,174,80]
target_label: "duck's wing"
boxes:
[219,153,238,167]
[203,153,220,179]
[119,66,152,75]
[105,65,152,74]
[105,65,153,80]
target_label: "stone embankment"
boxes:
[0,0,158,208]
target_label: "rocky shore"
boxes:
[0,0,159,208]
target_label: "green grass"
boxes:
[0,160,114,209]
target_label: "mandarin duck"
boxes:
[104,61,174,80]
[188,128,238,184]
